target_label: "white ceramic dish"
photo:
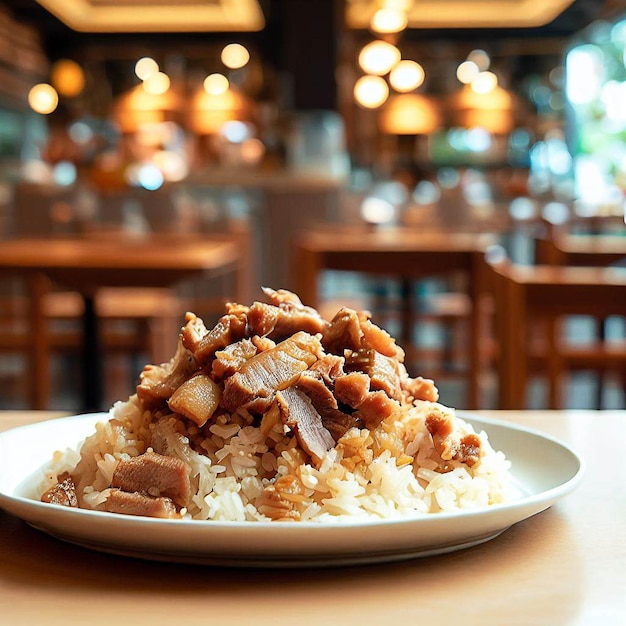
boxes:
[0,412,583,567]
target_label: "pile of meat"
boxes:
[42,288,480,519]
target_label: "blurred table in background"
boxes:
[293,226,495,409]
[0,234,243,411]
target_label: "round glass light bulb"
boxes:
[28,83,59,115]
[389,60,424,92]
[467,49,491,71]
[221,43,250,69]
[51,59,85,97]
[204,73,230,95]
[354,75,389,109]
[358,41,401,76]
[143,71,170,95]
[370,8,408,34]
[135,57,159,81]
[471,71,498,94]
[456,60,479,84]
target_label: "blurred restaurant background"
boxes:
[0,0,624,412]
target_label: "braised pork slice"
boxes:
[345,348,403,401]
[309,354,345,385]
[137,338,198,408]
[211,338,258,381]
[401,374,439,403]
[41,472,77,507]
[276,386,335,465]
[322,307,363,354]
[247,293,327,340]
[353,391,400,427]
[221,331,321,413]
[334,371,371,407]
[168,373,221,427]
[188,310,248,366]
[425,405,482,467]
[296,371,356,441]
[104,489,177,519]
[111,451,191,507]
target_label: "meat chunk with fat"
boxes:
[41,472,78,507]
[168,373,221,427]
[221,331,321,413]
[345,348,403,401]
[104,489,177,519]
[185,310,248,366]
[276,386,335,465]
[211,338,258,380]
[111,451,191,507]
[137,338,198,408]
[425,405,482,467]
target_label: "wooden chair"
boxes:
[489,257,626,409]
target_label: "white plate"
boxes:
[0,413,583,567]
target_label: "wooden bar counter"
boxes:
[1,410,624,626]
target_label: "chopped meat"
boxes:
[296,371,355,441]
[221,331,321,413]
[41,472,77,507]
[276,386,335,465]
[168,374,221,427]
[257,474,304,521]
[188,310,248,366]
[137,338,198,408]
[334,372,371,407]
[345,348,403,401]
[104,489,177,519]
[111,451,191,507]
[358,316,405,361]
[322,307,363,354]
[309,354,345,385]
[247,298,327,341]
[251,335,276,352]
[353,391,400,428]
[425,406,482,467]
[401,374,439,403]
[180,312,208,353]
[261,287,304,307]
[211,338,258,380]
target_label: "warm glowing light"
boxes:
[358,41,401,76]
[370,8,408,34]
[379,94,442,134]
[50,59,85,97]
[204,73,230,95]
[221,43,250,69]
[28,83,58,114]
[456,60,480,84]
[389,60,425,92]
[467,49,490,71]
[240,138,265,165]
[361,197,395,224]
[354,75,389,108]
[135,57,159,81]
[471,71,498,94]
[143,71,170,95]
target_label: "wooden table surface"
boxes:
[1,410,624,626]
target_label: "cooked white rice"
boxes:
[39,396,513,522]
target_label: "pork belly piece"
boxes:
[358,316,405,361]
[276,386,335,465]
[211,338,258,381]
[309,354,345,385]
[334,372,400,428]
[187,310,248,366]
[425,406,482,467]
[247,295,327,341]
[168,373,221,427]
[221,331,321,413]
[296,371,356,441]
[261,287,304,307]
[334,372,371,407]
[104,489,177,519]
[180,312,208,353]
[401,374,439,403]
[345,348,403,401]
[41,472,78,507]
[137,338,198,408]
[322,307,363,354]
[353,391,400,428]
[111,451,191,507]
